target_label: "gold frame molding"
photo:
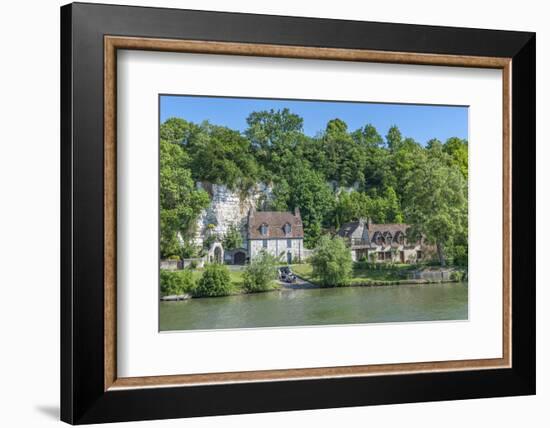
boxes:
[104,36,512,391]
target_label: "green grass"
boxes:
[291,263,314,281]
[291,263,417,286]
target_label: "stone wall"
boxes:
[160,259,182,270]
[249,238,304,263]
[193,183,272,246]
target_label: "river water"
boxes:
[160,282,468,331]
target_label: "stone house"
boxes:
[337,218,427,263]
[246,207,305,264]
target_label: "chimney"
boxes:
[294,206,301,219]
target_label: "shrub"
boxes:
[243,250,278,292]
[167,254,180,261]
[160,270,195,296]
[450,270,465,282]
[188,260,198,270]
[223,224,243,251]
[180,241,200,258]
[310,235,353,287]
[452,245,468,267]
[195,263,232,297]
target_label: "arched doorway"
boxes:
[210,242,224,264]
[234,251,246,265]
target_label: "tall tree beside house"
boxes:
[243,250,279,292]
[402,150,468,266]
[390,137,424,199]
[310,235,353,287]
[271,161,335,248]
[159,139,210,258]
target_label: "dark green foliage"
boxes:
[160,270,195,296]
[223,225,243,251]
[243,250,279,292]
[310,235,353,287]
[271,164,335,248]
[402,148,468,266]
[159,139,210,258]
[245,108,304,178]
[186,122,259,191]
[195,263,232,297]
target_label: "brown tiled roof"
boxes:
[337,220,413,246]
[248,209,304,239]
[368,223,409,236]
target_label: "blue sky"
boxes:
[160,95,468,145]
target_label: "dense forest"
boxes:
[160,108,468,266]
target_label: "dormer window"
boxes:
[260,224,268,236]
[283,223,292,235]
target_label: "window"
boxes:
[416,250,422,260]
[287,239,292,248]
[377,252,384,261]
[263,239,268,248]
[284,223,292,235]
[260,224,268,236]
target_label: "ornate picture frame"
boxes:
[61,2,535,424]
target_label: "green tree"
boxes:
[223,224,243,251]
[444,137,468,178]
[321,119,366,187]
[310,235,353,287]
[186,122,259,190]
[382,186,404,223]
[386,125,403,151]
[272,163,335,248]
[353,124,392,191]
[160,139,210,258]
[195,263,232,297]
[243,250,279,292]
[402,152,468,266]
[160,270,195,296]
[391,137,423,200]
[245,108,304,178]
[160,117,200,145]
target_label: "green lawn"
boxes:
[190,268,245,290]
[291,263,416,286]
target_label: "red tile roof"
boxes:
[248,209,303,239]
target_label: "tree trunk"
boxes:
[436,242,446,267]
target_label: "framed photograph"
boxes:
[61,2,535,424]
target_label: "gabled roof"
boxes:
[368,223,409,237]
[248,209,304,239]
[337,222,361,238]
[337,220,412,245]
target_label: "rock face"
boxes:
[193,183,272,246]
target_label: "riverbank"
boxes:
[291,263,464,287]
[160,263,465,301]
